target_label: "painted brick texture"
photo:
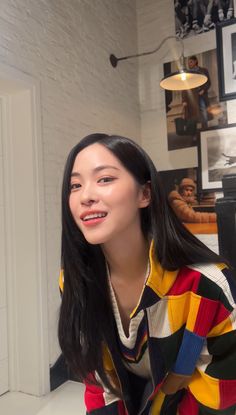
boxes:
[0,0,140,364]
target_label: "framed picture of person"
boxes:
[198,124,236,191]
[159,167,217,234]
[159,167,199,197]
[159,167,216,207]
[216,18,236,100]
[164,49,228,151]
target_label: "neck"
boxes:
[102,231,150,283]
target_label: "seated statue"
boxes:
[168,177,216,223]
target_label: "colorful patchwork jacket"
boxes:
[59,242,236,415]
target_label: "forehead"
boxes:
[183,186,194,190]
[71,143,122,172]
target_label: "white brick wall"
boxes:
[0,99,9,394]
[0,0,140,364]
[1,0,229,368]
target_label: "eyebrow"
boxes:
[71,165,120,177]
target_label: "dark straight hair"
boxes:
[58,133,223,392]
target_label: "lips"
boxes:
[80,211,107,221]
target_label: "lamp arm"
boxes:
[110,35,184,67]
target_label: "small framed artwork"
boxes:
[159,167,216,208]
[216,18,236,101]
[198,124,236,191]
[175,1,234,39]
[159,167,199,197]
[159,167,217,234]
[164,48,228,151]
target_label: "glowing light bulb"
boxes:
[180,72,187,81]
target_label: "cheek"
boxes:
[69,194,77,218]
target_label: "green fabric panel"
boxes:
[197,275,233,312]
[206,331,236,379]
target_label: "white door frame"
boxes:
[0,63,49,396]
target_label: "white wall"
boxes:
[136,0,233,253]
[0,99,9,395]
[0,0,140,365]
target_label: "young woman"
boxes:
[58,133,236,415]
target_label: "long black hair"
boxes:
[58,133,222,392]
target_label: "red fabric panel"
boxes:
[194,298,229,336]
[168,267,201,295]
[211,302,231,328]
[178,390,199,415]
[118,400,128,415]
[84,381,105,412]
[219,379,236,409]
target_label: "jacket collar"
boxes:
[130,240,179,318]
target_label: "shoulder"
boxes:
[168,190,183,202]
[184,263,236,308]
[200,66,209,74]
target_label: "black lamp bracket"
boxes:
[110,35,184,68]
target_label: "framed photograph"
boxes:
[198,124,236,191]
[159,167,216,208]
[159,167,216,234]
[216,18,236,101]
[159,167,199,197]
[164,49,228,151]
[175,0,234,39]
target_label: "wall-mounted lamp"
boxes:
[110,35,207,91]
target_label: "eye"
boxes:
[97,177,115,184]
[70,183,81,192]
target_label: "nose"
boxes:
[80,183,98,206]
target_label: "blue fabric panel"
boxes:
[172,329,205,376]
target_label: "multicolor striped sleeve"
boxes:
[171,264,236,377]
[171,264,236,412]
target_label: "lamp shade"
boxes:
[160,70,208,91]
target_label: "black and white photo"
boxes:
[164,49,228,151]
[198,124,236,190]
[216,17,236,100]
[175,0,234,39]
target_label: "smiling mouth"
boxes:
[82,212,107,221]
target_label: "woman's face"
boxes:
[69,143,150,245]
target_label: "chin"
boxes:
[83,234,109,245]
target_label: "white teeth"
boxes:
[83,213,106,221]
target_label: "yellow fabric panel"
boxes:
[151,389,166,415]
[216,263,228,271]
[103,345,115,372]
[185,293,201,332]
[208,316,233,337]
[188,368,220,409]
[168,293,191,333]
[59,269,64,292]
[131,240,178,317]
[102,345,121,392]
[147,241,179,298]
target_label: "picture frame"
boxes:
[175,1,234,39]
[164,49,228,151]
[198,124,236,191]
[159,167,199,196]
[159,167,217,234]
[216,18,236,101]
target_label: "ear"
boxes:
[139,181,151,208]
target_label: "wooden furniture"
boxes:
[184,222,218,234]
[191,204,215,213]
